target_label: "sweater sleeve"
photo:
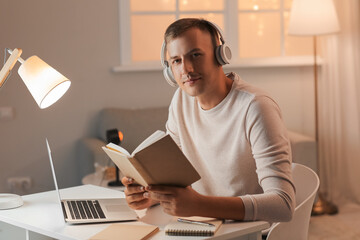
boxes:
[240,95,296,222]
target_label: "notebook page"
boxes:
[165,218,222,236]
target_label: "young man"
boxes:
[122,18,295,222]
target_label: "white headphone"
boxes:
[161,20,232,87]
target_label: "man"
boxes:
[122,18,295,222]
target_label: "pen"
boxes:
[177,218,215,227]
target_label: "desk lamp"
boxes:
[0,48,71,209]
[288,0,340,215]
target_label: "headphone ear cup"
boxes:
[163,67,177,87]
[215,44,232,65]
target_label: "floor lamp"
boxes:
[288,0,340,215]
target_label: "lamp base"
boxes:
[0,193,23,210]
[312,193,338,215]
[108,179,124,187]
[107,166,123,187]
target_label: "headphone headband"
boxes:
[161,41,168,68]
[206,21,226,45]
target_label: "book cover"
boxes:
[90,224,159,240]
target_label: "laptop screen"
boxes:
[46,138,63,206]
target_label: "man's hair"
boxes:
[164,18,219,48]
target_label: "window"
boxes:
[116,0,313,71]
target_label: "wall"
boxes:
[0,0,315,194]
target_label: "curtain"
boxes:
[319,0,360,205]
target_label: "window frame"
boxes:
[114,0,314,72]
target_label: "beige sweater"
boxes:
[166,72,295,222]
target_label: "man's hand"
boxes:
[121,177,158,210]
[144,185,203,217]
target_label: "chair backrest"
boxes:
[266,163,319,240]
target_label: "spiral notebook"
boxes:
[165,217,223,236]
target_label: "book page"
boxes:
[102,146,149,186]
[106,142,131,156]
[131,130,166,156]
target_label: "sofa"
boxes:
[77,107,317,179]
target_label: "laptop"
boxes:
[46,138,138,224]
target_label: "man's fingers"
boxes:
[126,192,146,203]
[146,185,178,194]
[146,191,173,202]
[128,198,150,209]
[124,185,145,195]
[121,177,134,186]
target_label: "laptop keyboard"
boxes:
[64,200,106,220]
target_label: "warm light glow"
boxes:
[288,0,340,36]
[130,0,175,11]
[40,81,71,109]
[238,0,279,10]
[18,56,71,109]
[179,0,223,11]
[239,12,281,58]
[132,15,175,62]
[284,11,313,56]
[118,131,124,142]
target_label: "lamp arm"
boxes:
[0,48,23,88]
[6,48,25,64]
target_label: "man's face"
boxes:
[166,28,219,97]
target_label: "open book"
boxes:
[102,130,201,187]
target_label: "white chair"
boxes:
[266,163,320,240]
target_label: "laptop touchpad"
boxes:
[106,205,131,212]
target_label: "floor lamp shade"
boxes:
[18,56,71,109]
[288,0,340,35]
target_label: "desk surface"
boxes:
[0,185,269,240]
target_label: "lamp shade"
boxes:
[288,0,340,36]
[18,56,71,109]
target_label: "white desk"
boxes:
[82,172,125,191]
[0,185,269,240]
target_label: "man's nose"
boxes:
[181,59,194,75]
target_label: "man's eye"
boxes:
[172,59,181,64]
[193,53,201,57]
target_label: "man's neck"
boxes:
[197,73,233,110]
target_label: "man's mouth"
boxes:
[183,77,200,85]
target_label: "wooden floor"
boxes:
[308,203,360,240]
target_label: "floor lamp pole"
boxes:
[311,36,338,215]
